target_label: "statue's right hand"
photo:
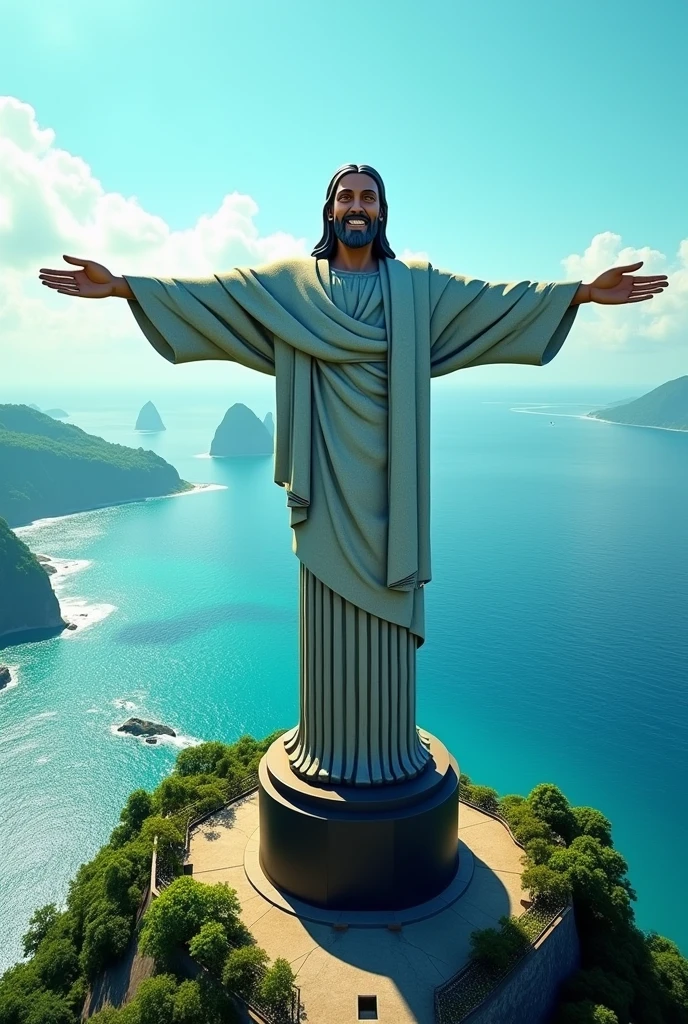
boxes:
[38,255,117,298]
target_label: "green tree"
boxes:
[188,922,230,978]
[556,1002,619,1024]
[561,967,634,1023]
[138,878,241,969]
[22,990,76,1024]
[172,980,204,1024]
[222,946,269,1002]
[120,790,154,834]
[549,836,635,929]
[572,806,613,847]
[79,913,131,979]
[33,939,80,993]
[521,863,571,905]
[257,958,296,1020]
[21,904,61,957]
[175,743,229,777]
[528,783,578,844]
[133,975,178,1024]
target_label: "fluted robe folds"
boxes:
[124,256,580,647]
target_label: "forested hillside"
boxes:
[0,405,194,528]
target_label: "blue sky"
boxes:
[1,0,686,396]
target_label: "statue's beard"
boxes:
[333,214,379,250]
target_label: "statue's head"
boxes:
[312,164,395,259]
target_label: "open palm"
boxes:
[38,255,116,298]
[590,261,668,305]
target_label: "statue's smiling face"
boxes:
[330,173,382,250]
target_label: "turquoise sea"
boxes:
[1,380,687,974]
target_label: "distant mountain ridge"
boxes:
[0,404,193,529]
[588,376,688,431]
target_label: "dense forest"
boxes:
[0,516,65,640]
[0,405,193,529]
[0,732,686,1023]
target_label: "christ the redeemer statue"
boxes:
[39,165,668,790]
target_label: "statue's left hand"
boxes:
[589,261,669,305]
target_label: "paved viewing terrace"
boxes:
[187,793,529,1024]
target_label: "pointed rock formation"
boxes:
[135,401,166,431]
[210,403,273,456]
[263,412,274,439]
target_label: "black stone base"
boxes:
[258,730,460,911]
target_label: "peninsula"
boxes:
[0,404,194,529]
[588,375,688,430]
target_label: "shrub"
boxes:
[466,785,499,813]
[469,917,530,972]
[222,946,269,1002]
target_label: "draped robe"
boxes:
[124,256,580,785]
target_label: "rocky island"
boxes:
[135,401,165,431]
[116,717,177,743]
[0,665,13,690]
[0,404,194,529]
[0,517,68,642]
[588,375,688,430]
[209,403,273,456]
[263,411,274,439]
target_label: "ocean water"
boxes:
[1,381,687,975]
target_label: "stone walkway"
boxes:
[187,795,528,1024]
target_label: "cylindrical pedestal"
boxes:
[258,730,460,911]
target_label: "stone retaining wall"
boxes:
[463,906,580,1024]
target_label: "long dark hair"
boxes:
[311,163,395,259]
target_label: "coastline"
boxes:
[12,481,226,536]
[511,406,688,434]
[3,483,226,645]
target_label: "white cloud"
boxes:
[1,96,685,388]
[561,231,687,351]
[0,96,308,376]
